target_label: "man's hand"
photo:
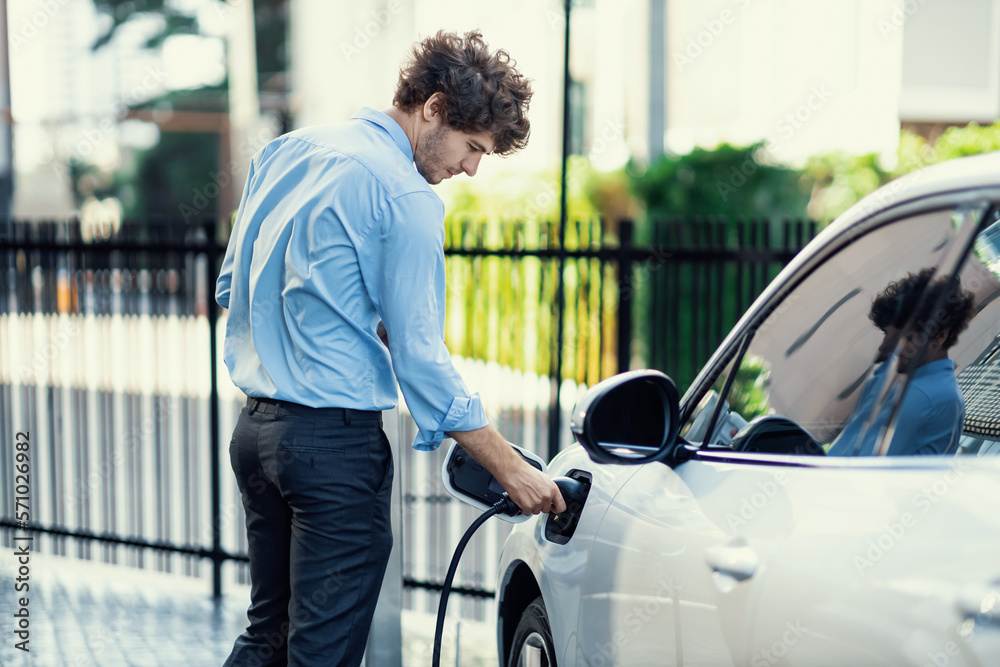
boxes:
[447,425,566,515]
[495,458,567,516]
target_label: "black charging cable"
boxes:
[431,494,520,667]
[431,477,589,667]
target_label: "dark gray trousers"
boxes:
[224,397,393,667]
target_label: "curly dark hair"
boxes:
[869,268,976,349]
[393,30,532,156]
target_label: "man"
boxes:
[216,30,565,666]
[828,268,975,456]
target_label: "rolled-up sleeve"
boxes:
[363,191,489,450]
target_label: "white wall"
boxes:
[290,0,1000,176]
[898,0,1000,122]
[664,0,905,165]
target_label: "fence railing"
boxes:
[0,216,814,619]
[643,216,817,390]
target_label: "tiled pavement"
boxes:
[0,552,250,666]
[0,553,497,667]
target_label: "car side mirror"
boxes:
[570,369,680,464]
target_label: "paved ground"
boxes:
[0,552,497,667]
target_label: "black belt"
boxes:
[245,396,382,425]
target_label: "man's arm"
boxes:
[362,192,564,514]
[447,425,566,515]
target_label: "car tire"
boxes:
[508,596,558,667]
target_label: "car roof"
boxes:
[770,150,1000,303]
[828,150,1000,239]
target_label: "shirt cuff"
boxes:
[411,393,489,451]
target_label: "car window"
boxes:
[953,209,1000,453]
[689,204,1000,456]
[680,341,761,447]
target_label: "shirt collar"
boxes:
[352,107,414,162]
[911,358,955,379]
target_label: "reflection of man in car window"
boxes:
[827,269,975,456]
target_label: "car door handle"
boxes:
[705,539,759,581]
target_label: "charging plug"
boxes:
[442,442,547,524]
[552,477,589,512]
[554,477,588,510]
[493,477,588,519]
[492,494,522,517]
[545,475,592,544]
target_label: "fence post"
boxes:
[617,220,633,375]
[207,236,224,600]
[547,0,572,463]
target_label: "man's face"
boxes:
[878,325,947,373]
[875,325,901,364]
[414,123,495,185]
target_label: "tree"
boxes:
[91,0,199,51]
[629,143,811,236]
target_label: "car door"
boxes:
[740,455,1000,666]
[576,196,1000,665]
[691,199,1000,665]
[576,456,791,666]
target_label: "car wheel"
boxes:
[508,596,557,667]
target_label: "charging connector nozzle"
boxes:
[553,477,588,511]
[492,494,522,517]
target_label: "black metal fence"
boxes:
[645,217,818,390]
[0,216,813,608]
[0,220,234,599]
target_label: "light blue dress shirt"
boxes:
[827,359,964,456]
[216,107,488,450]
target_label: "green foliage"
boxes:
[441,127,1000,387]
[582,166,643,223]
[629,143,811,237]
[802,151,892,223]
[442,215,618,386]
[68,158,112,208]
[626,143,812,388]
[69,85,228,222]
[910,121,1000,163]
[254,1,290,84]
[91,0,199,51]
[441,156,601,224]
[727,355,771,421]
[806,120,1000,222]
[86,0,288,223]
[438,158,633,384]
[130,132,220,222]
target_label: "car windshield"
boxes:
[687,202,1000,457]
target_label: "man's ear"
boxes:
[932,328,950,348]
[422,92,446,121]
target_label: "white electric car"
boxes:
[497,152,1000,666]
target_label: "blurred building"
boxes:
[663,0,1000,166]
[897,0,1000,141]
[289,0,1000,178]
[290,0,570,182]
[8,0,167,219]
[6,0,1000,220]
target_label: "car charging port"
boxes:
[544,470,592,545]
